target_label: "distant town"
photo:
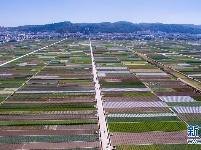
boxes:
[1,21,201,42]
[1,30,201,43]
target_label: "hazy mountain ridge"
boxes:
[8,21,201,34]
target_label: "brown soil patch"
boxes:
[110,131,187,146]
[105,107,171,113]
[103,96,160,102]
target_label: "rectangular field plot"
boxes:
[107,115,180,123]
[178,113,201,126]
[173,106,201,113]
[104,102,167,108]
[117,144,201,150]
[108,122,187,132]
[159,96,196,102]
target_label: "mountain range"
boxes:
[7,21,201,34]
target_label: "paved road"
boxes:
[90,41,112,150]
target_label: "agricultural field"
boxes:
[0,39,100,149]
[92,40,201,149]
[1,39,201,149]
[130,40,201,88]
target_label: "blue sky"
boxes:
[1,0,201,27]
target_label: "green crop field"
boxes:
[0,119,98,126]
[107,116,180,123]
[109,122,187,132]
[117,144,201,150]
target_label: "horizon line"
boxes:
[1,21,201,28]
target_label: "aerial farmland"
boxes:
[0,39,201,149]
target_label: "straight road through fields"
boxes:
[90,41,112,150]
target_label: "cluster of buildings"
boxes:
[0,30,67,43]
[0,27,201,43]
[86,32,201,40]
